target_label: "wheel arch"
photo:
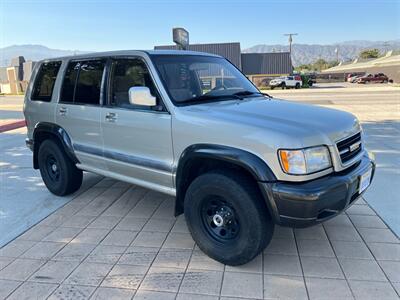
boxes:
[32,122,79,169]
[175,144,277,217]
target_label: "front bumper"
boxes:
[259,154,375,227]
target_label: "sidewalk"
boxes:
[0,177,399,300]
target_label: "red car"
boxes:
[357,73,389,84]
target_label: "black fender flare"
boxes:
[175,144,278,218]
[32,122,79,169]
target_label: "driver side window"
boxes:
[110,58,161,110]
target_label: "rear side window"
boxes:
[31,61,62,102]
[60,60,106,105]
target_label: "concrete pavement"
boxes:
[0,174,399,299]
[0,128,102,248]
[0,85,399,299]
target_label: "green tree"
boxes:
[314,59,328,71]
[359,49,380,59]
[294,64,313,72]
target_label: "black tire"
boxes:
[184,170,274,265]
[281,82,286,89]
[295,83,301,89]
[38,139,82,196]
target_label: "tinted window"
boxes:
[61,60,105,105]
[110,59,159,109]
[60,62,79,103]
[31,61,61,102]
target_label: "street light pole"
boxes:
[284,33,298,56]
[335,47,339,63]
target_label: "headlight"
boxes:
[278,146,332,175]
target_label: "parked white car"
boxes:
[269,75,302,89]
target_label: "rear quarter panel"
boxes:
[24,60,64,138]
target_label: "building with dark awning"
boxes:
[155,42,242,69]
[154,42,293,86]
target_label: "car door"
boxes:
[286,76,295,87]
[56,59,107,171]
[101,57,174,194]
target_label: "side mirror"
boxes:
[128,87,157,107]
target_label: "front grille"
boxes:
[337,132,362,164]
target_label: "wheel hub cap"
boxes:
[51,164,58,172]
[202,198,240,241]
[213,214,224,227]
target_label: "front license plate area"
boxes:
[359,168,372,193]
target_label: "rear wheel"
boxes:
[295,83,301,89]
[281,82,286,89]
[184,170,274,265]
[38,139,82,196]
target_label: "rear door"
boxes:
[286,76,295,87]
[56,59,107,171]
[101,57,174,193]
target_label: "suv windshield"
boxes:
[150,54,260,105]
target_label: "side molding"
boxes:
[175,144,277,216]
[32,122,79,169]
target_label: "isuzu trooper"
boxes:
[24,50,375,265]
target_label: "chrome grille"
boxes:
[337,132,362,164]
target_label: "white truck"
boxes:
[269,75,302,89]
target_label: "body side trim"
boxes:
[76,163,176,196]
[73,143,173,173]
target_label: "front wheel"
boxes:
[184,171,274,265]
[281,82,286,89]
[38,139,83,196]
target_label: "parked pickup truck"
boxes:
[24,50,375,265]
[357,73,389,84]
[269,75,302,89]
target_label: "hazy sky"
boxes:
[1,0,399,50]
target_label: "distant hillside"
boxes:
[243,40,400,66]
[2,41,400,67]
[0,45,89,66]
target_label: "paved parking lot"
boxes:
[0,84,399,299]
[0,178,399,299]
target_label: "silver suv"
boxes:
[24,50,375,265]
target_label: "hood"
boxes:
[179,98,360,146]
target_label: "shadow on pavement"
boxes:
[361,119,400,237]
[0,129,102,247]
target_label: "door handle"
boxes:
[59,107,67,116]
[105,112,117,122]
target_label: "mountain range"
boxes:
[1,40,399,67]
[0,45,88,67]
[243,40,400,66]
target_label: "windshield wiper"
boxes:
[232,91,273,98]
[177,94,244,106]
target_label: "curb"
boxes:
[0,120,26,133]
